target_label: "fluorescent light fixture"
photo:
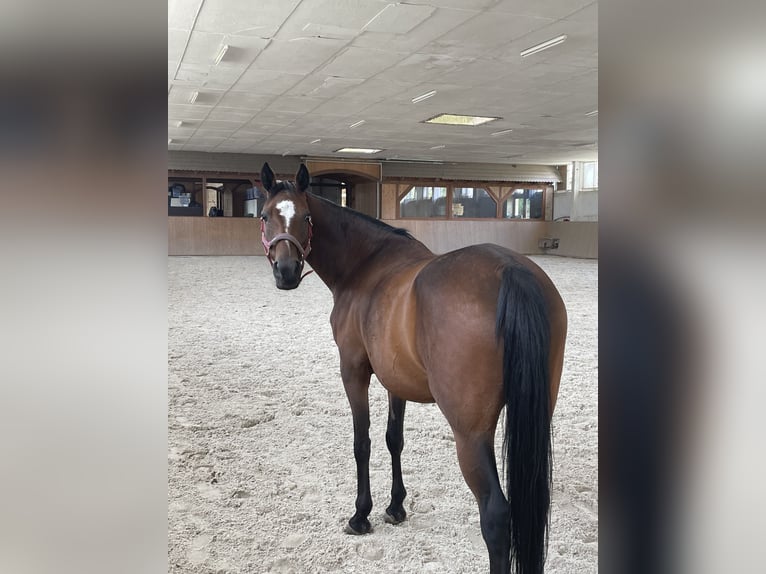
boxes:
[168,138,173,144]
[585,109,598,116]
[490,128,514,136]
[189,91,199,104]
[214,44,229,65]
[310,138,321,144]
[412,90,437,103]
[349,120,366,128]
[423,114,500,126]
[520,34,568,57]
[282,150,290,156]
[430,144,446,150]
[335,147,382,154]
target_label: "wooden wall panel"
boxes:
[354,181,378,217]
[383,219,548,255]
[381,183,398,220]
[305,160,381,181]
[544,222,598,259]
[169,217,263,256]
[168,218,597,258]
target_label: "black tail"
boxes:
[496,265,552,574]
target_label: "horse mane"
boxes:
[309,192,415,240]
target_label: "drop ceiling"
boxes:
[168,0,597,165]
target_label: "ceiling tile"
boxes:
[287,75,366,99]
[168,0,203,30]
[319,46,406,79]
[309,97,372,117]
[217,92,274,110]
[205,107,256,122]
[491,0,594,20]
[264,96,325,114]
[234,69,304,95]
[198,119,250,130]
[376,53,474,84]
[252,37,347,74]
[215,35,270,66]
[431,11,553,51]
[168,104,212,120]
[182,31,226,65]
[364,2,435,34]
[419,0,497,8]
[351,7,478,53]
[195,0,301,36]
[168,29,190,62]
[247,110,303,127]
[278,0,391,38]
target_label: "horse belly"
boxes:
[373,353,433,403]
[362,265,434,402]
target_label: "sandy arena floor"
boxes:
[168,255,597,573]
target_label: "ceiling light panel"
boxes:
[424,114,501,126]
[335,147,382,154]
[520,34,568,57]
[412,90,437,103]
[213,44,229,65]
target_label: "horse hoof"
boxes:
[384,508,407,525]
[343,520,372,535]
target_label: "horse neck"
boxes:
[305,193,425,292]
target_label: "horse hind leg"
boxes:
[455,433,510,574]
[384,392,407,524]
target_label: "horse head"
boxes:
[259,162,313,290]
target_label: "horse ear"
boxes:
[260,162,275,193]
[296,164,310,192]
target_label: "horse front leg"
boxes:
[384,392,408,524]
[340,360,373,535]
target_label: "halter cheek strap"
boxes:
[261,217,314,282]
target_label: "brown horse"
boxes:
[258,163,567,574]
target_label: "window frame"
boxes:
[450,185,501,219]
[168,170,261,218]
[397,184,450,219]
[498,187,547,221]
[396,181,508,220]
[168,175,205,217]
[580,161,598,190]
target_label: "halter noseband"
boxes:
[261,216,314,282]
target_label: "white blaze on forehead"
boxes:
[276,199,296,231]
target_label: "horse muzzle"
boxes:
[273,255,304,290]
